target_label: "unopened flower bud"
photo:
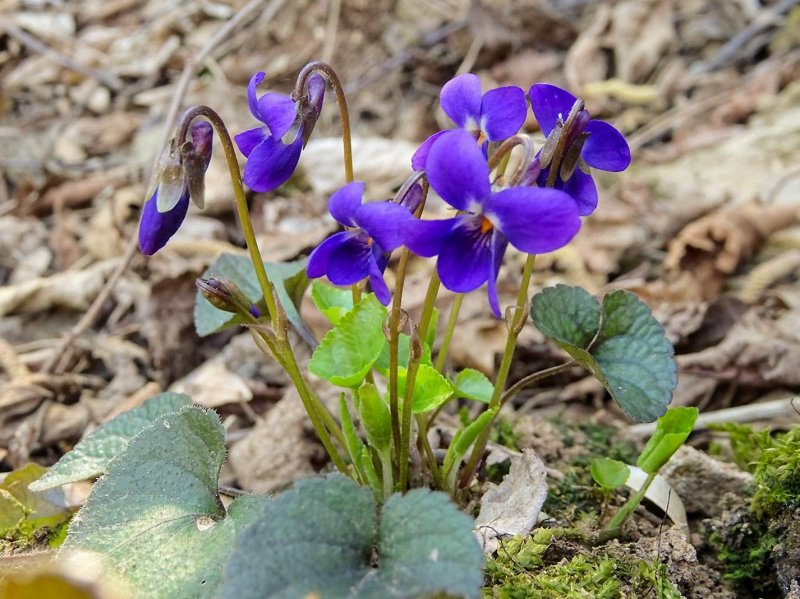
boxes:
[155,141,186,213]
[397,183,423,214]
[298,73,326,147]
[196,276,252,316]
[181,121,214,209]
[559,131,589,181]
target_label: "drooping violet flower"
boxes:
[307,182,413,304]
[139,121,213,255]
[411,73,527,170]
[529,83,631,216]
[234,72,325,192]
[405,130,581,317]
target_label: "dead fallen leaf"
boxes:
[474,449,548,554]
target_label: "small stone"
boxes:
[661,445,753,517]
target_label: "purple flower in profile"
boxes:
[234,72,325,192]
[307,182,413,304]
[529,83,631,216]
[411,73,527,170]
[139,121,213,255]
[405,130,581,316]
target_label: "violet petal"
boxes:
[486,232,508,318]
[242,135,303,192]
[562,168,598,216]
[426,129,490,211]
[256,93,297,138]
[528,83,578,136]
[582,120,631,172]
[404,217,458,258]
[411,130,446,171]
[437,218,493,293]
[480,86,527,141]
[247,72,266,120]
[307,231,353,278]
[368,251,392,305]
[138,188,190,255]
[486,187,580,254]
[353,200,412,252]
[234,126,268,158]
[326,235,373,285]
[440,73,482,130]
[328,182,364,227]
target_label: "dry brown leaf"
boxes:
[0,259,118,318]
[475,449,548,554]
[564,3,611,91]
[665,200,799,301]
[612,0,676,83]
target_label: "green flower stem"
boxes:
[387,174,429,475]
[500,361,575,405]
[457,254,536,489]
[415,413,443,487]
[280,348,350,475]
[177,106,279,326]
[398,338,422,490]
[294,60,354,183]
[379,449,393,500]
[601,471,657,541]
[416,271,441,345]
[434,294,464,372]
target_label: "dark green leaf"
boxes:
[222,475,483,599]
[194,253,310,341]
[530,285,677,423]
[30,393,191,491]
[309,294,387,387]
[637,407,698,474]
[63,407,270,599]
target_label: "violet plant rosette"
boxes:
[235,71,325,192]
[411,73,527,170]
[138,120,213,255]
[405,129,581,316]
[529,83,631,216]
[306,182,414,305]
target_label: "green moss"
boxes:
[483,529,681,599]
[708,423,800,594]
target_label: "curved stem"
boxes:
[294,60,353,183]
[458,254,536,488]
[177,106,279,326]
[500,361,575,405]
[601,471,657,541]
[416,271,441,345]
[435,294,463,372]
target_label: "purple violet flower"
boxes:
[234,72,325,192]
[307,182,413,304]
[139,121,213,255]
[405,130,581,316]
[411,73,527,171]
[529,83,631,216]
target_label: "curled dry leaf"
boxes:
[665,200,799,301]
[475,449,548,554]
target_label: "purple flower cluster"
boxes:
[308,75,630,316]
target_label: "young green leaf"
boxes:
[310,280,354,325]
[374,333,432,375]
[453,368,494,403]
[222,475,483,599]
[339,394,367,479]
[356,383,391,453]
[591,457,630,490]
[399,363,453,413]
[309,294,388,387]
[530,285,677,423]
[443,407,499,481]
[194,253,311,341]
[30,392,191,491]
[637,406,699,475]
[63,406,270,599]
[0,463,70,539]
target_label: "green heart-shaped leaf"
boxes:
[531,285,677,423]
